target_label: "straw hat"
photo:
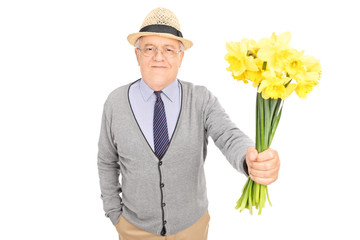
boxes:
[127,7,193,50]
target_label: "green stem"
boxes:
[258,185,264,215]
[258,93,265,152]
[265,185,272,207]
[269,98,281,134]
[236,177,250,209]
[256,93,261,152]
[264,98,270,151]
[240,178,252,211]
[254,181,260,205]
[268,102,283,146]
[248,179,253,215]
[237,91,284,215]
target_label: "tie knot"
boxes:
[154,91,162,98]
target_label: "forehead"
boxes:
[140,35,180,47]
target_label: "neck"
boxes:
[143,78,176,91]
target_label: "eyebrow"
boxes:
[143,43,177,48]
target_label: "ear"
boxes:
[178,51,184,68]
[135,48,140,66]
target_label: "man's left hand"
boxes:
[245,147,280,185]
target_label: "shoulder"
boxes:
[177,79,217,114]
[103,79,139,112]
[178,79,212,98]
[107,79,139,101]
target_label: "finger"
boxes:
[246,147,258,164]
[249,174,277,186]
[257,148,276,162]
[251,158,279,171]
[249,167,278,179]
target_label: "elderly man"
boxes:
[97,7,280,240]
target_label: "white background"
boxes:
[1,0,359,239]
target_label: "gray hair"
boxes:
[135,37,185,51]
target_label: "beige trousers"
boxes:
[115,210,210,240]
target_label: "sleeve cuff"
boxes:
[242,156,249,177]
[106,209,123,225]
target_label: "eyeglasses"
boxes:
[136,47,182,58]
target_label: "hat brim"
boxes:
[127,32,193,50]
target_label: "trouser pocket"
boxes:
[115,215,123,233]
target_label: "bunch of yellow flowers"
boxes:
[225,32,321,215]
[225,32,321,99]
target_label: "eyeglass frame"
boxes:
[136,47,183,58]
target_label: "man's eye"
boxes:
[166,48,174,52]
[146,48,154,51]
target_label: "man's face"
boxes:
[135,35,184,88]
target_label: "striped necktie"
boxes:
[153,91,169,159]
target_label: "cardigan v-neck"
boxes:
[126,78,183,161]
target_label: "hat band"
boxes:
[139,24,183,38]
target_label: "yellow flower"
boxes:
[245,70,264,88]
[225,39,259,83]
[257,32,291,51]
[225,31,321,100]
[253,58,263,70]
[301,55,321,74]
[232,72,249,83]
[257,32,292,72]
[258,71,293,100]
[294,76,318,99]
[293,55,321,99]
[283,49,306,77]
[294,73,320,99]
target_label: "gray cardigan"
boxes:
[97,79,254,236]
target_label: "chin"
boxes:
[152,74,171,81]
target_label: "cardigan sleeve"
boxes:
[202,87,254,177]
[97,102,123,225]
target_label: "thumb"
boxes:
[247,146,258,162]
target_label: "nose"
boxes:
[153,49,165,61]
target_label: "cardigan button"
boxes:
[159,161,163,166]
[164,220,167,225]
[160,183,164,188]
[161,226,166,236]
[162,202,166,207]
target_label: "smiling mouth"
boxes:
[152,66,166,68]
